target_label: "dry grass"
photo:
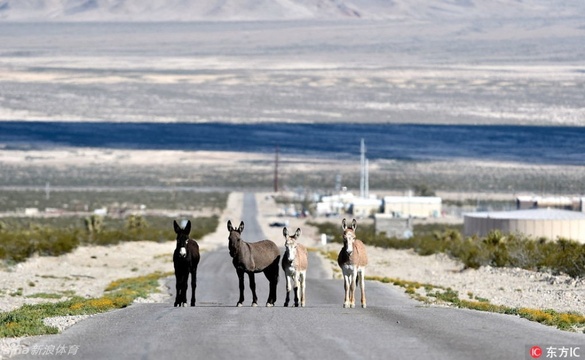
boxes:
[369,275,585,332]
[0,271,171,338]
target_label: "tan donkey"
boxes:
[281,227,308,307]
[337,218,368,308]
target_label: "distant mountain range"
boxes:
[1,0,584,22]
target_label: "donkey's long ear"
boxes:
[238,221,245,233]
[342,218,347,231]
[227,220,233,232]
[351,219,357,231]
[295,228,302,238]
[173,220,181,234]
[184,220,191,235]
[283,227,289,237]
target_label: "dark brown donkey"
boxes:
[227,220,280,307]
[173,220,200,307]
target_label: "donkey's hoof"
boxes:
[251,302,258,307]
[343,303,349,308]
[191,303,196,307]
[350,303,355,308]
[362,304,367,309]
[266,303,274,307]
[236,303,243,307]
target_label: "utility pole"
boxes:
[335,174,342,192]
[365,158,369,199]
[274,145,279,193]
[360,138,370,199]
[360,138,366,198]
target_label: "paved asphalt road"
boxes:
[16,193,585,360]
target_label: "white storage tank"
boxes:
[464,208,585,243]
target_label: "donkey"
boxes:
[227,220,280,307]
[282,227,308,307]
[337,218,368,308]
[173,220,200,307]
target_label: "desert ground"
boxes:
[0,20,583,127]
[1,18,585,352]
[3,146,585,199]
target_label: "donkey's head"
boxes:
[283,227,302,262]
[341,218,358,254]
[174,220,191,258]
[227,220,245,258]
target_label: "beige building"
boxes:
[351,198,383,218]
[383,196,442,219]
[464,208,585,243]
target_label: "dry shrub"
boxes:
[309,221,585,278]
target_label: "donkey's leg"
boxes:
[359,268,367,309]
[273,261,280,305]
[181,273,189,307]
[284,273,292,307]
[349,270,357,308]
[190,268,197,307]
[236,268,245,307]
[176,271,188,307]
[299,271,306,307]
[265,261,279,307]
[293,272,300,307]
[174,272,182,307]
[248,272,258,307]
[343,273,350,308]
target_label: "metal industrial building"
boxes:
[464,208,585,243]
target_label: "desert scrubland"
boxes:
[1,1,585,342]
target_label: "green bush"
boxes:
[0,215,220,264]
[309,221,585,278]
[0,227,80,263]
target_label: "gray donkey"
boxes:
[227,220,280,307]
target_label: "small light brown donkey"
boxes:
[337,218,368,308]
[281,227,308,307]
